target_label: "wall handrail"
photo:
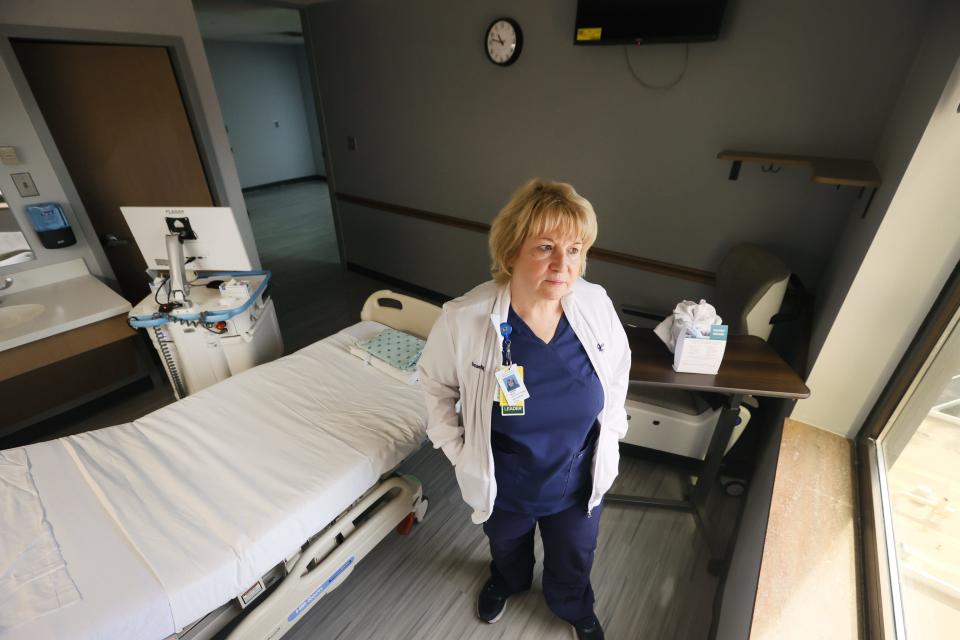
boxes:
[335,192,716,285]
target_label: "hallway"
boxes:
[244,179,395,352]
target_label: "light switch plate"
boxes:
[11,172,39,197]
[0,146,19,165]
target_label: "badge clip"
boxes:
[499,322,513,366]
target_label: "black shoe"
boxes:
[571,614,604,640]
[477,578,509,623]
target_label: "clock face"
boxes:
[486,18,523,66]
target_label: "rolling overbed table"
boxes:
[609,328,810,572]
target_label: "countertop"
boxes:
[0,273,131,352]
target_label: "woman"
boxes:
[418,179,631,640]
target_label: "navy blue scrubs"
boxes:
[484,306,604,624]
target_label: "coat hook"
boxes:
[761,164,781,173]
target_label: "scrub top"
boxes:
[491,306,604,515]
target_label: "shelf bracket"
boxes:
[728,160,742,181]
[861,187,878,219]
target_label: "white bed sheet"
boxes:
[1,441,175,640]
[4,322,427,639]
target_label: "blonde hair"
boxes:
[489,178,598,284]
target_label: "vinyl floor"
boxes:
[279,442,735,640]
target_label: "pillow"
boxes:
[354,328,425,371]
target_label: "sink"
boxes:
[0,303,46,331]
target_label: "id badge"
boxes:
[496,364,530,407]
[497,365,526,416]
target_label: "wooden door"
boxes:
[12,41,214,302]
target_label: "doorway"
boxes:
[12,40,215,303]
[193,0,339,349]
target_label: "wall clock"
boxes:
[485,18,523,66]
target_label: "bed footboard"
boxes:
[227,474,425,640]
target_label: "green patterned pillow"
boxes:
[355,328,425,371]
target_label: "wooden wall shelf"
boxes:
[718,150,881,188]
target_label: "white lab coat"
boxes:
[418,278,632,523]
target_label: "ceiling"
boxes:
[192,0,328,45]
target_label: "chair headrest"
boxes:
[715,244,791,335]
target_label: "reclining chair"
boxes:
[620,244,792,465]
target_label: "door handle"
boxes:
[100,233,129,248]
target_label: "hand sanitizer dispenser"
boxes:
[25,202,76,248]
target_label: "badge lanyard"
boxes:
[500,322,512,366]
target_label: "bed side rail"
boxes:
[227,475,424,640]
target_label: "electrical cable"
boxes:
[152,270,226,334]
[153,325,187,398]
[154,276,170,306]
[165,314,228,334]
[623,43,689,89]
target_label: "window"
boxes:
[860,262,960,639]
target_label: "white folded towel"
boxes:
[0,449,81,632]
[654,299,723,353]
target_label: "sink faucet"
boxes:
[0,277,13,303]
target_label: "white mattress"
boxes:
[2,322,427,639]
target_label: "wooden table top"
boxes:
[627,328,810,399]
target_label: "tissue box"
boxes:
[673,325,728,374]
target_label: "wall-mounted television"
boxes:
[574,0,728,45]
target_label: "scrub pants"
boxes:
[482,501,602,625]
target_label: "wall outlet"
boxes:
[346,136,357,151]
[11,172,38,197]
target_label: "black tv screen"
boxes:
[574,0,727,45]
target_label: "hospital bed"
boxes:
[0,290,440,640]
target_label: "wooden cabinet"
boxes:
[0,314,147,437]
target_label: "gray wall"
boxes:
[204,40,321,189]
[808,0,960,366]
[793,0,960,436]
[0,44,110,279]
[305,0,929,311]
[296,45,326,179]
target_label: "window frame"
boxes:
[856,257,960,638]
